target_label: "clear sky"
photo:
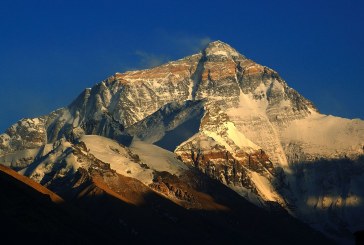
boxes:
[1,0,363,133]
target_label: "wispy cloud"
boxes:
[158,31,212,54]
[169,35,212,53]
[134,31,212,69]
[135,51,169,68]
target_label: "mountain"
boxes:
[0,138,330,244]
[0,164,119,244]
[1,40,363,243]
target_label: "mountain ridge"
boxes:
[0,40,363,243]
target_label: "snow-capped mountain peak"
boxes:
[0,40,363,243]
[203,40,242,58]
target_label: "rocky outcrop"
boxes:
[149,174,195,204]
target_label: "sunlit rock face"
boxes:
[1,40,364,243]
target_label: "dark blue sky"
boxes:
[1,0,363,132]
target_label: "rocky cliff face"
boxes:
[1,40,363,243]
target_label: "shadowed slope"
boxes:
[0,165,119,244]
[57,163,332,245]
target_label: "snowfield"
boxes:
[81,135,187,185]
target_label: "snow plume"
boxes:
[155,30,211,54]
[135,50,169,69]
[171,35,211,53]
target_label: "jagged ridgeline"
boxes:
[1,41,363,243]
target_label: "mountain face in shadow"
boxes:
[0,163,331,244]
[0,165,119,244]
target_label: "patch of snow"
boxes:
[211,50,229,56]
[0,148,40,168]
[81,135,154,184]
[202,130,233,152]
[130,139,188,174]
[250,172,278,202]
[226,91,289,166]
[225,122,259,150]
[19,140,79,183]
[81,135,187,185]
[280,111,364,158]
